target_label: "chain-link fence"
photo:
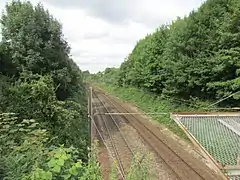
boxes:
[172,113,240,180]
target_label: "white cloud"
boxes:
[0,0,205,72]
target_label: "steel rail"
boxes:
[100,91,206,180]
[94,91,147,175]
[93,92,126,179]
[92,91,135,179]
[92,92,126,179]
[96,93,135,156]
[90,115,124,179]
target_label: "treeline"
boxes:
[93,0,240,106]
[0,1,100,179]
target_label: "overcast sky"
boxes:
[0,0,205,73]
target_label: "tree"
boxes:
[0,1,92,178]
[207,0,240,102]
[1,1,78,100]
[99,0,240,105]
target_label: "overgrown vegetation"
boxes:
[0,1,100,179]
[91,0,240,107]
[2,0,240,178]
[89,0,240,138]
[0,1,156,179]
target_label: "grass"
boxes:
[95,83,210,139]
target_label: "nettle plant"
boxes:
[0,113,102,180]
[0,113,48,179]
[23,146,83,180]
[24,145,102,180]
[0,113,44,154]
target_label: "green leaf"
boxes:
[61,174,71,180]
[57,158,64,166]
[60,153,68,160]
[75,161,82,168]
[45,171,53,180]
[52,165,61,173]
[69,167,78,176]
[9,129,18,133]
[55,152,62,158]
[48,159,57,168]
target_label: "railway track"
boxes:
[92,91,134,180]
[96,89,219,180]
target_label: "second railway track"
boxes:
[94,88,220,180]
[92,91,134,180]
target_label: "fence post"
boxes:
[88,87,93,147]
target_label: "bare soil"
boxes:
[98,146,111,180]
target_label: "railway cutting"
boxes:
[90,87,227,180]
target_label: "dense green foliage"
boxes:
[0,1,100,179]
[94,0,240,107]
[3,0,240,178]
[0,2,156,179]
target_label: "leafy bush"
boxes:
[92,0,240,106]
[0,1,92,179]
[0,113,101,180]
[0,113,48,179]
[23,145,102,180]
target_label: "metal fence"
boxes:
[172,113,240,180]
